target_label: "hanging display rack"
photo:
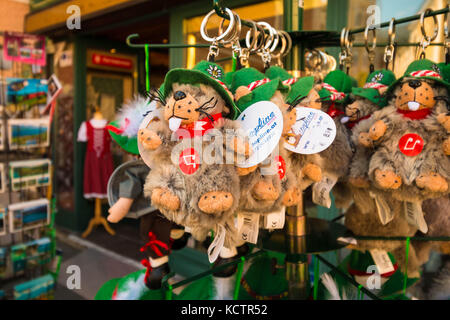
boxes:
[120,1,450,301]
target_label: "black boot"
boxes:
[171,232,191,251]
[142,261,170,290]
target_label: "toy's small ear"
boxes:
[234,86,252,101]
[378,86,388,96]
[223,105,230,114]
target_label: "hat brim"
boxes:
[163,68,240,119]
[387,75,450,95]
[108,121,139,155]
[286,76,315,104]
[236,79,288,115]
[352,87,387,107]
[318,88,347,104]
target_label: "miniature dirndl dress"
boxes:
[82,120,114,199]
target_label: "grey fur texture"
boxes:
[143,83,242,248]
[367,88,450,202]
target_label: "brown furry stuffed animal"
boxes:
[345,201,422,277]
[360,60,450,202]
[231,68,301,214]
[140,62,249,254]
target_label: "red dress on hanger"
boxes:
[82,120,114,199]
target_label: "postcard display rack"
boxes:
[110,1,450,301]
[0,31,60,300]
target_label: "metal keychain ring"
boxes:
[200,8,235,42]
[271,30,287,59]
[388,18,396,45]
[257,22,275,50]
[269,27,280,52]
[420,8,439,43]
[244,20,259,51]
[279,30,292,58]
[364,24,377,54]
[246,21,265,52]
[219,11,241,45]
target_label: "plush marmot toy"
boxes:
[359,60,449,203]
[346,69,396,188]
[301,70,354,209]
[230,67,301,215]
[105,97,189,290]
[345,200,423,278]
[140,61,248,263]
[265,67,325,194]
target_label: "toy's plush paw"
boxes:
[252,180,279,201]
[302,163,322,182]
[437,113,450,132]
[348,176,370,188]
[282,187,301,206]
[138,128,162,150]
[368,120,387,141]
[236,165,258,176]
[358,132,373,147]
[374,169,402,190]
[198,191,234,214]
[443,137,450,155]
[232,137,252,157]
[151,187,180,211]
[416,173,448,193]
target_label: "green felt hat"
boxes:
[347,250,418,297]
[438,62,450,83]
[285,76,315,105]
[224,71,235,87]
[318,69,353,103]
[265,65,295,82]
[107,120,139,155]
[230,67,289,116]
[352,69,396,107]
[388,59,450,94]
[163,60,239,119]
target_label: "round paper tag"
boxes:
[275,156,286,180]
[284,107,336,155]
[398,133,424,157]
[137,100,160,167]
[179,148,200,175]
[236,101,283,168]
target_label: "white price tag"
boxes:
[284,107,336,155]
[370,249,395,275]
[404,201,428,234]
[369,192,394,226]
[312,175,337,208]
[262,206,286,229]
[236,101,284,168]
[237,211,260,244]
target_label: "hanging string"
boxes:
[144,44,150,92]
[233,256,245,300]
[313,255,320,300]
[357,284,364,300]
[403,237,411,294]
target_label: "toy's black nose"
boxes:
[408,80,422,89]
[174,91,186,101]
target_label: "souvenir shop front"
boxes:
[16,0,450,301]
